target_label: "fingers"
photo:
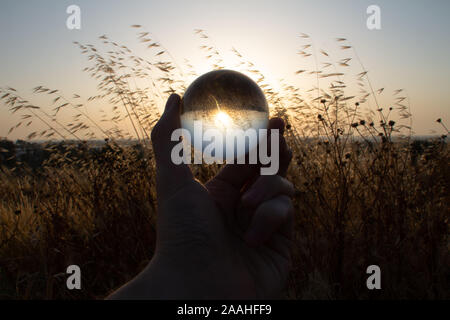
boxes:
[210,163,260,191]
[151,94,193,202]
[241,175,294,208]
[210,117,288,190]
[244,195,294,246]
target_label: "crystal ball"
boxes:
[180,69,269,162]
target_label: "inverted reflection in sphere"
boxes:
[180,70,269,161]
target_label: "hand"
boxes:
[109,94,294,299]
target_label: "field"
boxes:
[0,28,449,299]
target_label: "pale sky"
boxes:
[0,0,449,139]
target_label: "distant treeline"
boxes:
[0,139,146,172]
[0,137,445,171]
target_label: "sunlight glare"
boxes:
[214,111,233,129]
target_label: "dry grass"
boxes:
[0,28,448,299]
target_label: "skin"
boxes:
[108,94,294,299]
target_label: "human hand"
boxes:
[109,94,294,299]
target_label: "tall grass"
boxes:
[0,27,448,299]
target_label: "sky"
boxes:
[0,0,449,139]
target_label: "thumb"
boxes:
[151,94,193,202]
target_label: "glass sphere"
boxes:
[181,69,269,161]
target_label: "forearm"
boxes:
[107,257,192,299]
[107,254,231,299]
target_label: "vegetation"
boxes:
[0,27,448,299]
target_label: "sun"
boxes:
[214,111,233,129]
